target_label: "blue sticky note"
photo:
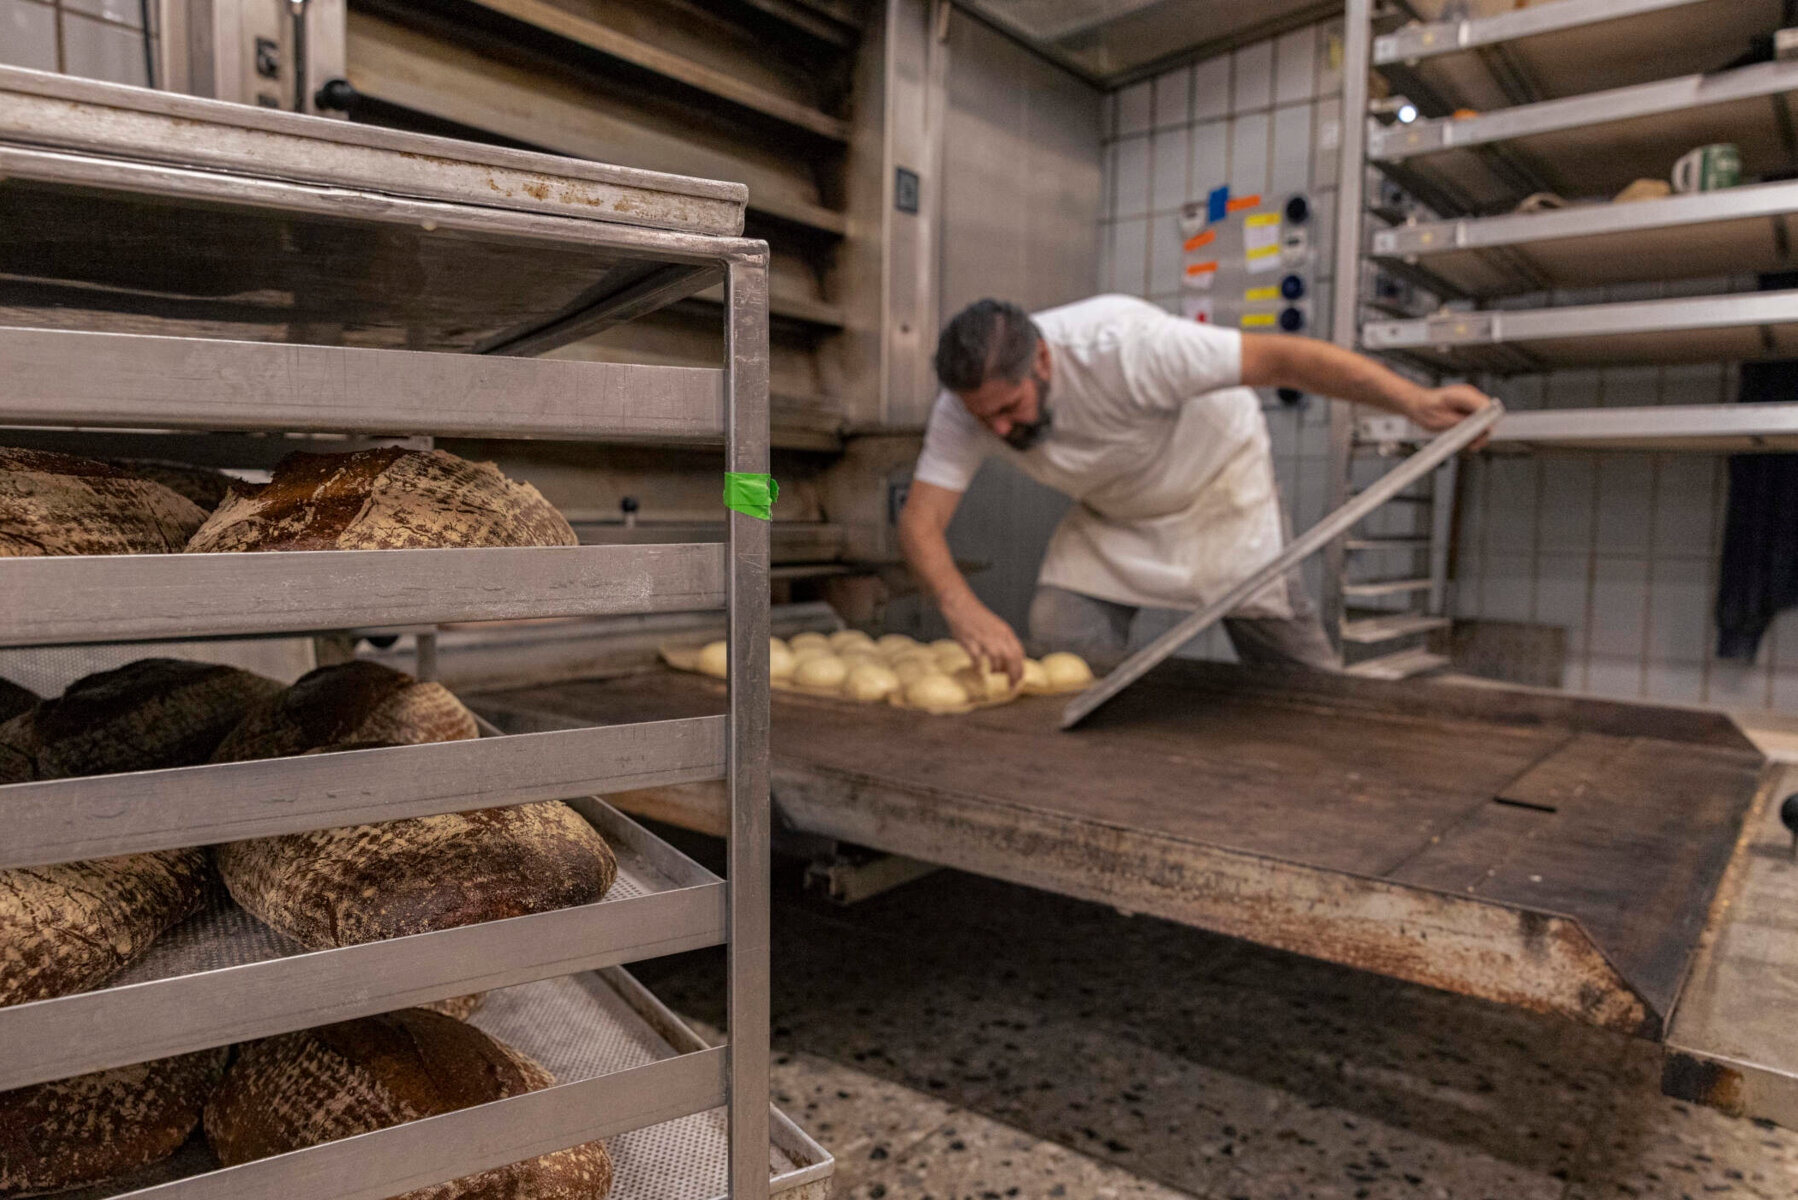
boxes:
[1207,186,1229,224]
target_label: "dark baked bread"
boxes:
[0,659,277,1007]
[212,662,616,950]
[0,678,35,726]
[183,448,575,553]
[24,659,283,781]
[0,851,210,1008]
[0,1047,227,1195]
[204,1008,613,1199]
[420,993,486,1022]
[0,446,207,556]
[209,660,478,763]
[110,459,235,512]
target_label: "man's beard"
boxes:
[1003,375,1053,450]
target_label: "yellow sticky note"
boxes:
[1245,286,1280,302]
[1242,314,1278,328]
[1245,214,1282,227]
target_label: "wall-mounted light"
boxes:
[1370,96,1419,125]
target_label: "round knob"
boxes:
[1277,387,1305,407]
[1279,307,1306,333]
[314,78,357,112]
[1281,274,1307,300]
[1285,194,1310,225]
[621,496,640,515]
[1782,793,1798,855]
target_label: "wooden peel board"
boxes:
[475,660,1767,1042]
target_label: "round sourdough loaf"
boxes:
[183,448,576,553]
[0,659,280,1008]
[0,677,35,726]
[0,446,207,556]
[0,1047,228,1195]
[211,662,616,950]
[204,1008,613,1199]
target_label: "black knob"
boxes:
[1782,793,1798,858]
[314,78,357,112]
[1277,387,1305,407]
[621,496,640,515]
[1285,194,1310,225]
[1279,306,1306,333]
[1281,274,1307,300]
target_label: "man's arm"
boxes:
[897,480,1026,681]
[1240,333,1492,439]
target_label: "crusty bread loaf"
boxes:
[25,659,283,781]
[0,850,210,1008]
[209,660,477,763]
[110,459,236,513]
[421,993,486,1022]
[184,448,576,553]
[0,447,207,556]
[212,662,616,950]
[205,1008,613,1199]
[0,678,35,726]
[0,1047,227,1195]
[0,659,277,1007]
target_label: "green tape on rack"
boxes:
[724,472,779,521]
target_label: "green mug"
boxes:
[1672,143,1741,193]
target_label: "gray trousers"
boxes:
[1027,569,1341,675]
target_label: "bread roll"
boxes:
[788,632,830,655]
[697,640,729,678]
[934,644,974,673]
[892,657,934,688]
[110,459,235,512]
[1,659,276,1007]
[793,655,848,690]
[1041,652,1094,689]
[1021,659,1050,692]
[769,640,796,681]
[905,673,967,714]
[0,1047,227,1195]
[205,1008,612,1199]
[828,630,875,653]
[875,634,919,656]
[184,448,575,553]
[0,446,207,557]
[213,662,616,950]
[844,663,900,703]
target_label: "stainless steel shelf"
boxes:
[1370,59,1798,209]
[1362,289,1798,371]
[0,717,725,868]
[0,800,723,1091]
[0,544,728,646]
[67,969,830,1200]
[1487,403,1798,452]
[1341,613,1450,643]
[0,328,727,442]
[1370,179,1798,296]
[1375,0,1784,109]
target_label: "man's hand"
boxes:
[1409,383,1495,448]
[943,594,1026,683]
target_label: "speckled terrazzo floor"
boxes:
[634,843,1798,1200]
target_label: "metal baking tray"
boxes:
[65,968,831,1200]
[0,66,753,355]
[0,797,726,1091]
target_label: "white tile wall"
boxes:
[1232,41,1272,112]
[63,9,147,86]
[2,0,154,85]
[1116,80,1153,136]
[1274,28,1316,103]
[1150,126,1188,213]
[1152,66,1190,129]
[1228,111,1270,197]
[1192,54,1231,120]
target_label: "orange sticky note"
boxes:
[1185,260,1219,277]
[1183,229,1218,253]
[1226,194,1263,213]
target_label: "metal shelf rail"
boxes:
[0,65,794,1200]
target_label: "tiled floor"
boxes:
[639,854,1798,1200]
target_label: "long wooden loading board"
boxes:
[470,660,1794,1120]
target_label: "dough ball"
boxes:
[905,673,968,714]
[789,632,831,655]
[829,630,876,653]
[794,654,849,690]
[928,639,961,654]
[770,636,790,654]
[876,634,919,657]
[934,643,974,673]
[1041,652,1093,689]
[840,649,881,671]
[697,640,729,678]
[791,642,834,663]
[770,641,796,681]
[973,668,1016,701]
[892,656,935,687]
[1021,659,1050,691]
[845,663,900,703]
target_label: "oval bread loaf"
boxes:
[0,1047,227,1195]
[213,662,616,950]
[1,659,280,1008]
[0,677,35,727]
[184,448,576,553]
[204,1008,613,1199]
[0,446,208,557]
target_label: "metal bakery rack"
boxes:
[0,65,825,1200]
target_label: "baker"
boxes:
[898,294,1494,680]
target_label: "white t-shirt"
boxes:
[914,294,1289,615]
